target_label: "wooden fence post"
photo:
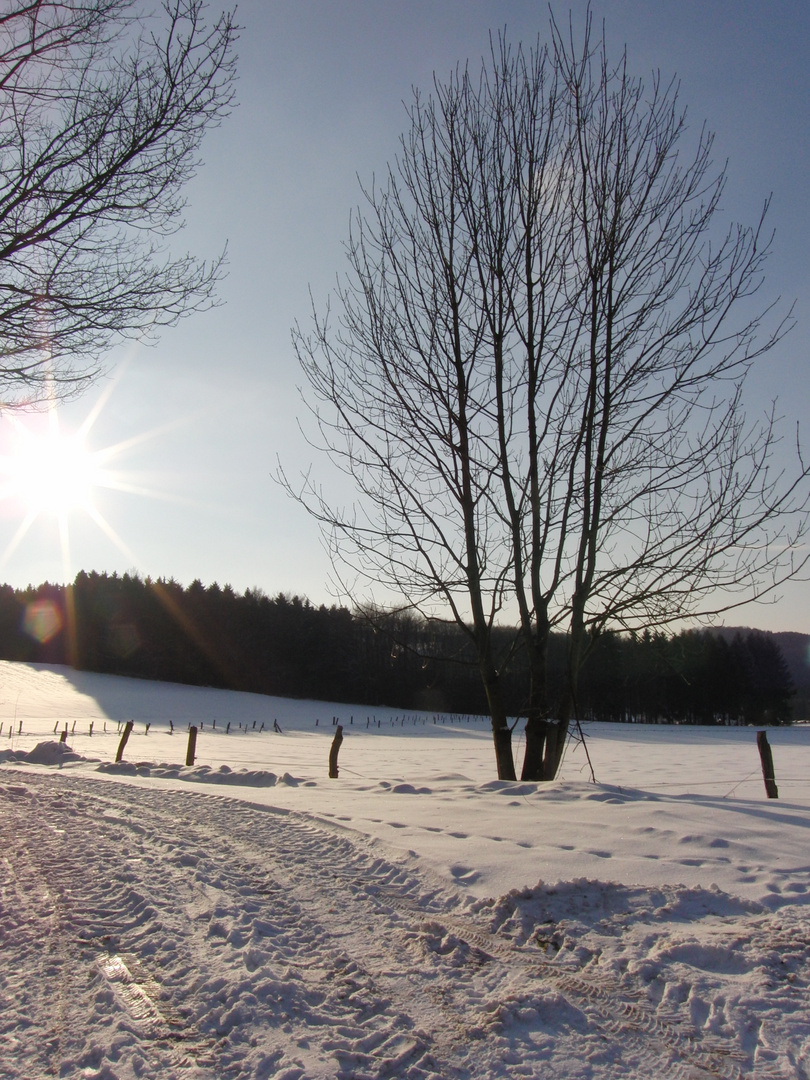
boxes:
[756,730,779,799]
[115,721,133,763]
[329,725,343,778]
[186,725,198,767]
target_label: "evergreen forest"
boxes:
[0,571,798,726]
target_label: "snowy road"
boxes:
[1,773,808,1079]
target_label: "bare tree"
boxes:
[0,0,237,405]
[287,15,808,781]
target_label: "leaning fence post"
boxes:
[115,721,133,763]
[329,725,343,778]
[186,725,198,767]
[756,730,779,799]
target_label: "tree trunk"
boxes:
[523,715,569,781]
[522,716,550,780]
[542,714,568,780]
[521,632,551,781]
[538,609,587,780]
[492,723,516,781]
[481,669,516,780]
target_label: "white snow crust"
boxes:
[0,660,808,1078]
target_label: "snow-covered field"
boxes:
[1,661,808,1079]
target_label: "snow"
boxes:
[1,660,809,1078]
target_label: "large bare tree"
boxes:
[287,16,808,781]
[0,0,236,404]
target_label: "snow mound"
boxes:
[182,764,281,787]
[0,740,87,765]
[96,760,292,787]
[471,879,767,946]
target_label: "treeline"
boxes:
[0,571,795,725]
[574,628,794,726]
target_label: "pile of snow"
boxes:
[0,738,88,765]
[96,760,298,787]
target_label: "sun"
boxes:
[5,412,101,516]
[0,375,187,580]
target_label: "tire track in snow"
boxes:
[146,794,475,1075]
[1,775,476,1078]
[194,794,792,1080]
[367,886,753,1080]
[103,780,755,1077]
[270,825,751,1080]
[0,772,795,1079]
[97,951,185,1036]
[0,823,69,1077]
[0,778,217,1078]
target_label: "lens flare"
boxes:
[23,599,63,643]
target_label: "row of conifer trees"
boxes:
[0,571,794,725]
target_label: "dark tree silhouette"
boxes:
[0,571,798,724]
[0,0,237,404]
[285,15,808,779]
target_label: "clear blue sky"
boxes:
[0,0,807,633]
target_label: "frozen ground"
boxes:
[0,661,809,1079]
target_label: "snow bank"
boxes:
[0,739,88,765]
[96,760,298,787]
